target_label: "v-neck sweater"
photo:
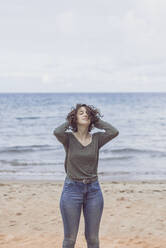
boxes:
[53,118,119,181]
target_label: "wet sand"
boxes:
[0,179,166,248]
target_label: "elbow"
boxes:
[53,129,58,136]
[114,130,119,137]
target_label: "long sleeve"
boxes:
[94,118,119,149]
[53,120,70,148]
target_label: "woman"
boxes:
[53,103,119,248]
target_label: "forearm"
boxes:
[94,118,119,138]
[53,120,70,146]
[53,120,70,136]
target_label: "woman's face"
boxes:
[76,106,91,126]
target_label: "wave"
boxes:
[101,155,133,161]
[16,117,41,120]
[16,116,56,120]
[0,159,63,166]
[98,171,161,176]
[0,145,55,153]
[101,147,166,157]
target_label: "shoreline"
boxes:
[1,178,166,184]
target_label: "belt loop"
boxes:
[83,179,88,184]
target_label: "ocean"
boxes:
[0,92,166,181]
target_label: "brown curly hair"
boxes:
[66,103,103,132]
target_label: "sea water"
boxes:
[0,92,166,181]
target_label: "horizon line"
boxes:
[0,91,166,94]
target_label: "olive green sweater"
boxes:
[53,118,119,180]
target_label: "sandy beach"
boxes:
[0,179,166,248]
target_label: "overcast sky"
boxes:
[0,0,166,93]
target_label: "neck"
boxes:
[75,125,89,138]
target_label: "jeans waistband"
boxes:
[66,175,98,184]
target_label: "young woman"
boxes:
[53,103,119,248]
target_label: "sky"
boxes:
[0,0,166,93]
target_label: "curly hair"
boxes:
[66,103,103,132]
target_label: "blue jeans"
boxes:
[60,176,104,248]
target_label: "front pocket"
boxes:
[63,179,76,191]
[90,181,100,192]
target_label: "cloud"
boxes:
[0,0,166,92]
[55,10,76,34]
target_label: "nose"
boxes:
[83,113,88,119]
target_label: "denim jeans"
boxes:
[60,176,104,248]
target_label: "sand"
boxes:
[0,179,166,248]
